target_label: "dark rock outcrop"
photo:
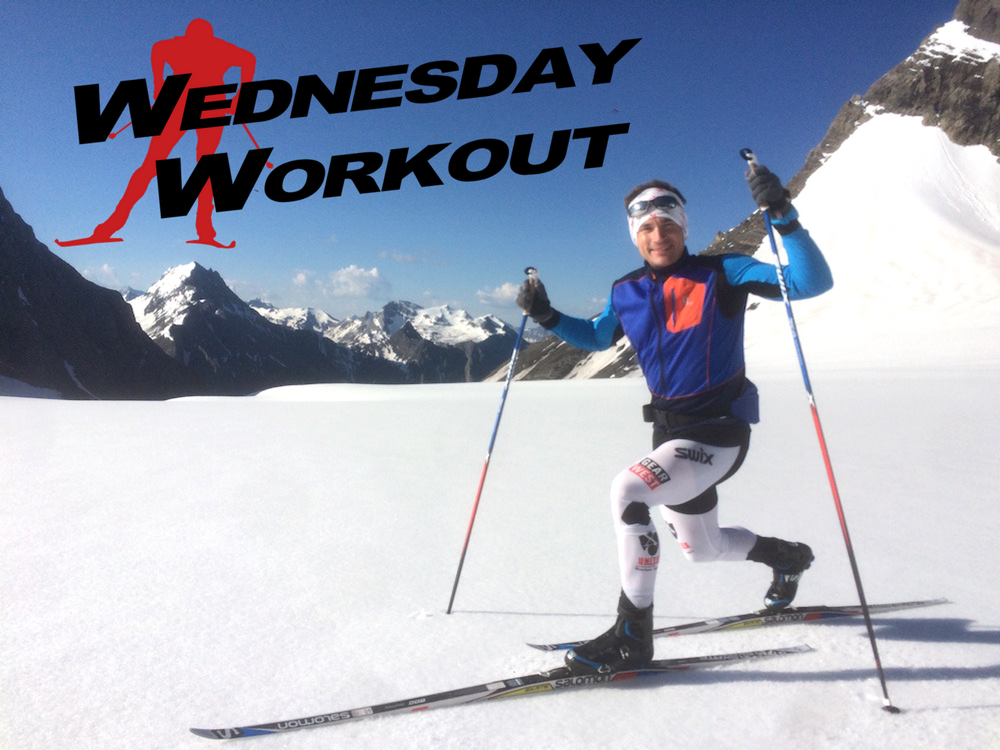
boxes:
[0,186,193,399]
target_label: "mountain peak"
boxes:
[955,0,1000,42]
[922,17,1000,63]
[150,261,198,294]
[146,261,232,298]
[128,261,254,346]
[248,299,339,333]
[861,13,1000,163]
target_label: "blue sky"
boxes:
[2,0,958,323]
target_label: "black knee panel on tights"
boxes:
[621,501,651,526]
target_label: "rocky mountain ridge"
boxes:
[125,263,520,391]
[0,186,194,399]
[705,0,1000,260]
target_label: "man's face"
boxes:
[635,216,685,270]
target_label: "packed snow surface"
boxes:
[741,113,1000,370]
[3,362,999,749]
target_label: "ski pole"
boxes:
[108,121,132,139]
[242,123,274,168]
[740,148,900,714]
[446,267,536,614]
[108,120,273,170]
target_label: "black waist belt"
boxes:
[642,404,714,428]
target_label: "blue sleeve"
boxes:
[548,294,620,351]
[721,207,833,300]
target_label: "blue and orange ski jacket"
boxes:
[547,208,833,421]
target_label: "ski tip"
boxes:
[185,239,237,248]
[53,236,124,247]
[190,727,268,739]
[190,726,276,739]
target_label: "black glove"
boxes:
[746,165,792,218]
[516,279,558,327]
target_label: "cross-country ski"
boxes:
[190,645,811,740]
[527,598,947,651]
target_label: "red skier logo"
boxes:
[56,19,258,249]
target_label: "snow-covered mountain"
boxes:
[125,262,405,394]
[327,301,518,383]
[733,12,1000,370]
[253,297,532,382]
[123,268,519,390]
[246,297,520,383]
[403,303,513,346]
[248,299,340,335]
[511,3,1000,380]
[328,301,511,351]
[120,286,144,302]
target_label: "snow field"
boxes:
[3,369,999,749]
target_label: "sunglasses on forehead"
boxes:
[627,194,682,218]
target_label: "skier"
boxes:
[57,19,256,248]
[517,163,833,675]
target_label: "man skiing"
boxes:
[517,163,833,675]
[57,18,256,248]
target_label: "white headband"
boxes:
[626,188,688,246]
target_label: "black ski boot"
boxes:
[749,537,814,611]
[565,592,654,675]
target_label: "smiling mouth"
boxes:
[647,245,680,266]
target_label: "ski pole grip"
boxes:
[741,148,772,210]
[524,266,539,290]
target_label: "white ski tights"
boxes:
[610,437,757,609]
